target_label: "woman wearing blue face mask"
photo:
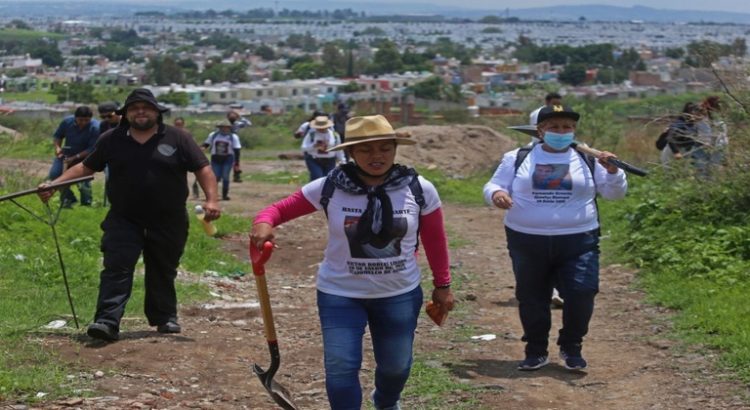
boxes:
[483,105,628,372]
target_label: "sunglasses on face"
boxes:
[101,113,114,119]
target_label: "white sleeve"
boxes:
[594,162,628,200]
[232,134,241,149]
[417,176,441,215]
[483,149,519,205]
[300,177,327,210]
[296,122,309,135]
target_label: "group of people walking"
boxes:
[39,89,632,409]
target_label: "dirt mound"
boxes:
[395,124,517,177]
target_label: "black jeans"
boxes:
[505,227,600,357]
[94,211,188,330]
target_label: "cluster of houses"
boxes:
[1,16,749,116]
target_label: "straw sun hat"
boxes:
[327,115,415,151]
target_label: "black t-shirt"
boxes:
[84,123,209,221]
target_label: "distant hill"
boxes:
[497,5,750,24]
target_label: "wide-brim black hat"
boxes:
[537,105,580,123]
[116,88,169,115]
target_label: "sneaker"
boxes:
[87,322,119,341]
[222,196,231,201]
[551,289,564,308]
[517,355,549,371]
[371,389,401,410]
[157,320,181,334]
[560,349,587,371]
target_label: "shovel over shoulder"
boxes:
[250,241,298,410]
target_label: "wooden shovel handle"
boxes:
[250,241,278,343]
[572,142,649,177]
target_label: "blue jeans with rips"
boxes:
[505,227,600,357]
[317,286,422,410]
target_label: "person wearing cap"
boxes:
[226,110,250,183]
[300,115,345,181]
[203,119,242,201]
[97,101,121,134]
[37,88,221,342]
[250,114,454,410]
[483,105,627,372]
[47,105,100,208]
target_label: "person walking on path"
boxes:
[203,119,242,201]
[251,114,454,410]
[48,106,100,207]
[300,115,345,181]
[483,105,627,371]
[226,110,251,183]
[38,88,221,342]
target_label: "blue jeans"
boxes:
[305,153,336,181]
[317,286,422,410]
[211,155,234,198]
[505,227,600,357]
[48,156,92,205]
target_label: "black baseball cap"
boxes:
[116,88,169,115]
[537,105,580,123]
[97,101,119,114]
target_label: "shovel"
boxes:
[250,241,298,410]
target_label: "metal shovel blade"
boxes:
[253,363,298,410]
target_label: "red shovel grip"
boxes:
[250,241,274,276]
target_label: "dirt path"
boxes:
[4,159,749,409]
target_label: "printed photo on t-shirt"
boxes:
[532,163,572,190]
[343,215,408,259]
[214,140,230,155]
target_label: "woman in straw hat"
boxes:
[251,115,454,410]
[300,115,345,181]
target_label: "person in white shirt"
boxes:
[484,105,627,372]
[203,119,242,200]
[301,115,345,181]
[251,115,454,410]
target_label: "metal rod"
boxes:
[45,202,80,329]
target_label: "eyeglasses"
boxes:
[101,114,114,119]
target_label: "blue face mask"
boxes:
[543,131,575,150]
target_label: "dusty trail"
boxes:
[1,123,747,409]
[9,175,743,410]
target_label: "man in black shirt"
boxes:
[39,88,220,341]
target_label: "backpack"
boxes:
[655,128,670,150]
[513,143,600,234]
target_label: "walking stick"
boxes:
[0,175,95,329]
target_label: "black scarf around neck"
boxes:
[329,163,417,244]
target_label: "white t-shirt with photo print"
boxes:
[302,175,441,299]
